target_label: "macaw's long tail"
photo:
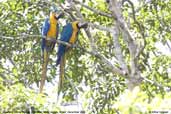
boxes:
[57,54,65,97]
[40,50,49,93]
[56,44,66,66]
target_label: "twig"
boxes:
[0,35,15,40]
[88,22,112,32]
[0,34,41,40]
[142,77,165,89]
[73,0,112,18]
[166,41,171,52]
[0,34,73,47]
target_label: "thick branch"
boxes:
[85,27,126,76]
[122,31,138,76]
[108,0,137,52]
[112,26,128,74]
[107,0,139,77]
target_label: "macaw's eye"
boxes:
[55,13,63,20]
[54,14,58,19]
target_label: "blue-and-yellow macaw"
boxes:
[56,21,88,95]
[40,8,63,93]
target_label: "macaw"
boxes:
[40,9,63,93]
[56,21,88,95]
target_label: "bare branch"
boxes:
[166,40,171,52]
[73,0,112,18]
[0,35,16,40]
[142,77,166,89]
[0,34,74,47]
[88,22,112,32]
[0,34,41,40]
[85,27,126,76]
[108,0,135,43]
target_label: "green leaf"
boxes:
[60,0,65,3]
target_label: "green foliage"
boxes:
[113,87,171,114]
[60,0,65,3]
[0,0,171,113]
[0,79,60,113]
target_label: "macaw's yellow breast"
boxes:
[69,21,79,44]
[47,15,58,38]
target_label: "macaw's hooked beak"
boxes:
[78,22,88,29]
[55,12,64,20]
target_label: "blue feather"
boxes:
[42,18,50,36]
[60,23,73,41]
[56,24,59,39]
[56,23,73,65]
[41,18,50,51]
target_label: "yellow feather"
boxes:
[47,12,58,38]
[40,13,58,93]
[69,21,79,44]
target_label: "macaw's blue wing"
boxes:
[41,18,50,51]
[56,24,59,39]
[56,23,73,66]
[40,18,50,93]
[42,18,50,36]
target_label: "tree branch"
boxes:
[142,77,168,90]
[108,0,136,46]
[166,40,171,53]
[88,22,112,32]
[73,0,112,18]
[0,34,126,76]
[0,34,74,47]
[122,31,140,78]
[122,0,146,59]
[112,26,128,74]
[107,0,139,76]
[66,4,127,76]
